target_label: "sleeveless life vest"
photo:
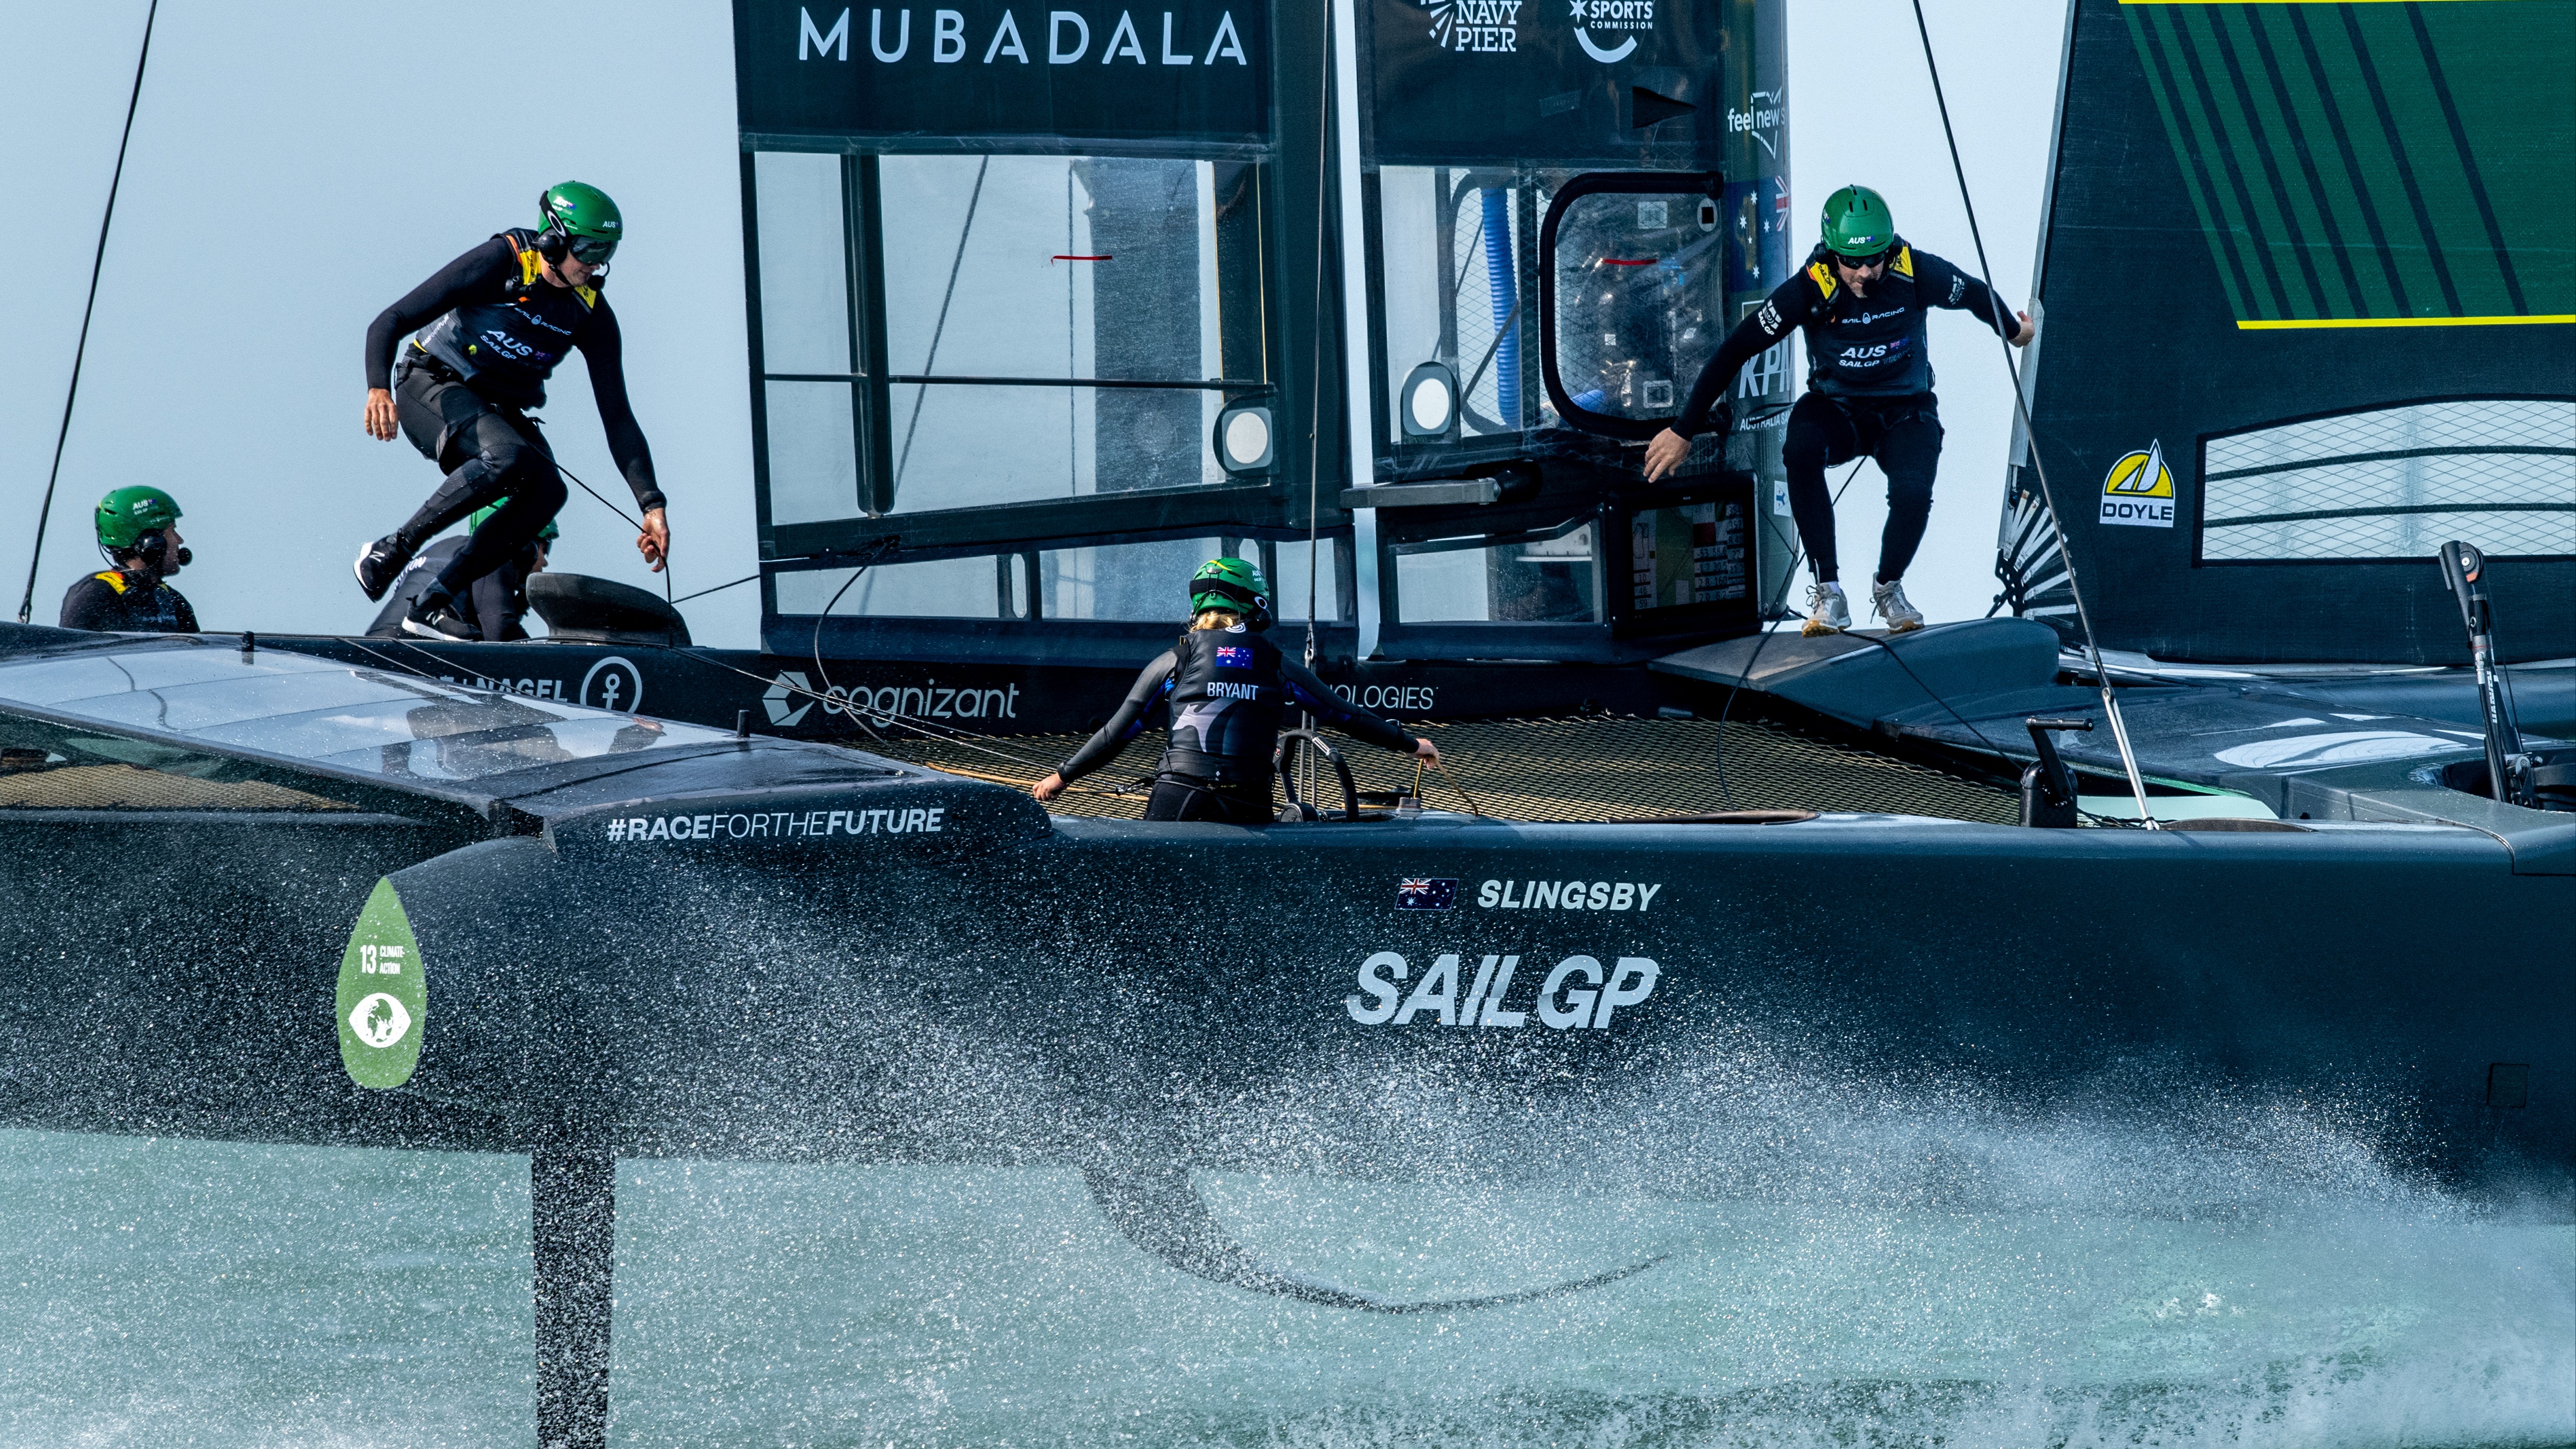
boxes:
[1159,625,1289,782]
[417,229,601,408]
[68,570,195,633]
[1800,242,1937,398]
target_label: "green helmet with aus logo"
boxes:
[538,181,623,266]
[93,485,181,551]
[1189,556,1272,629]
[1821,185,1895,259]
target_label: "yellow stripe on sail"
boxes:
[2236,316,2576,330]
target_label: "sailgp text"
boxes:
[1347,951,1660,1030]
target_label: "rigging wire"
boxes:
[1301,10,1337,811]
[894,155,991,492]
[1908,0,2160,826]
[17,0,160,626]
[1712,459,1867,810]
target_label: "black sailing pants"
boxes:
[1781,391,1944,585]
[1142,772,1274,824]
[393,359,569,605]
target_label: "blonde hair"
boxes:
[1191,609,1243,631]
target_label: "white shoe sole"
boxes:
[401,615,472,642]
[354,541,381,600]
[1801,618,1845,637]
[1885,616,1925,634]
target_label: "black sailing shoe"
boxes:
[354,536,413,602]
[401,594,479,642]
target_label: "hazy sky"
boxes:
[1,1,2066,649]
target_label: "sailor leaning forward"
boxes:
[1645,185,2034,637]
[1034,559,1440,824]
[353,181,670,641]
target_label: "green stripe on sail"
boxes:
[2125,0,2573,322]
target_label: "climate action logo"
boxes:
[337,879,427,1089]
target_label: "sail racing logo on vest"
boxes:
[1347,951,1660,1030]
[2100,440,2177,528]
[796,6,1249,65]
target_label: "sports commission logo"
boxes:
[2100,440,2176,529]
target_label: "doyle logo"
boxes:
[2100,440,2176,529]
[1215,645,1252,667]
[797,5,1249,65]
[1479,878,1662,911]
[1422,0,1522,53]
[1396,877,1457,910]
[349,992,412,1051]
[603,806,947,843]
[1347,951,1660,1030]
[1571,0,1653,62]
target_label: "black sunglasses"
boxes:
[566,234,619,265]
[1833,248,1890,270]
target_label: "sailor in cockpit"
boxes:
[1644,185,2034,638]
[1032,559,1439,824]
[59,486,198,634]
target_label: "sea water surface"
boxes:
[2,1077,2570,1447]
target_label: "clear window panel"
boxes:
[1377,169,1536,438]
[753,152,850,375]
[876,155,1233,512]
[2201,398,2575,561]
[762,381,861,525]
[1040,539,1224,622]
[1266,539,1344,623]
[774,557,1000,617]
[1549,188,1727,428]
[1395,523,1600,623]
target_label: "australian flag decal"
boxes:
[1396,878,1457,910]
[1216,645,1253,668]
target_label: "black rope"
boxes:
[17,0,159,625]
[1712,460,1867,810]
[895,155,992,492]
[1908,0,2159,824]
[671,572,760,604]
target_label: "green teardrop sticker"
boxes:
[337,877,425,1088]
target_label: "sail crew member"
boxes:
[60,486,198,633]
[353,181,668,642]
[1033,559,1441,824]
[1644,186,2033,636]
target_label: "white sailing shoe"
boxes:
[1801,581,1852,637]
[1871,578,1925,633]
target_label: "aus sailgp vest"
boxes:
[1799,242,1940,400]
[416,229,600,408]
[1160,626,1291,782]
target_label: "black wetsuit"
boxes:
[1676,242,2019,584]
[365,536,540,641]
[59,569,196,633]
[365,231,661,605]
[1055,624,1418,823]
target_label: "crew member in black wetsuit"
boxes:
[1032,559,1441,824]
[59,486,198,633]
[1644,185,2033,637]
[353,181,668,641]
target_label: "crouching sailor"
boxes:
[1033,559,1441,823]
[1643,185,2034,636]
[353,181,669,640]
[60,486,197,633]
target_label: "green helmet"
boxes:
[1190,557,1271,628]
[538,181,623,266]
[94,485,181,552]
[1821,185,1895,259]
[468,502,559,544]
